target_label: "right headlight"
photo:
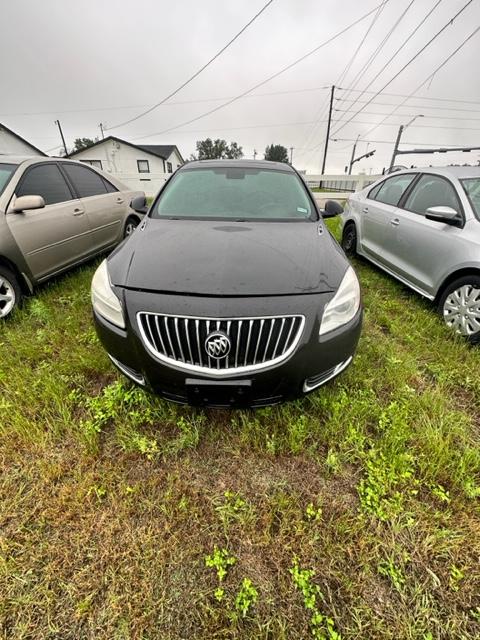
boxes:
[91,259,125,329]
[319,266,361,336]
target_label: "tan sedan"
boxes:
[0,156,145,319]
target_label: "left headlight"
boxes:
[319,266,361,336]
[91,259,125,329]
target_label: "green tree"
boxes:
[264,144,289,163]
[191,138,243,160]
[73,137,97,152]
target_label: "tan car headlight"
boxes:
[91,260,125,329]
[319,266,361,336]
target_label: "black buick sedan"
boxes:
[91,160,362,407]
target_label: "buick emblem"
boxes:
[205,331,231,359]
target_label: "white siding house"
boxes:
[68,136,184,196]
[0,123,46,156]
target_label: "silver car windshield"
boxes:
[152,168,315,221]
[0,163,17,196]
[461,178,480,220]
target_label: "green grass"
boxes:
[1,220,479,639]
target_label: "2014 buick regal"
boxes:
[91,160,362,407]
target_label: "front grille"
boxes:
[137,313,305,376]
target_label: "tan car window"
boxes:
[17,164,73,205]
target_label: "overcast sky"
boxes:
[2,0,480,174]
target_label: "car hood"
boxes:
[108,218,347,296]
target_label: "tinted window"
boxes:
[460,178,480,219]
[62,163,107,198]
[17,164,73,205]
[0,163,17,196]
[152,168,314,220]
[102,178,117,193]
[369,174,416,206]
[367,182,382,200]
[404,174,460,215]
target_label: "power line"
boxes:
[129,2,393,141]
[334,108,480,121]
[330,137,471,147]
[333,0,443,131]
[298,0,389,167]
[335,99,480,114]
[106,0,275,130]
[0,86,332,118]
[335,87,480,106]
[331,0,475,136]
[360,23,480,139]
[335,0,417,118]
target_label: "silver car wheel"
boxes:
[0,275,16,318]
[443,284,480,336]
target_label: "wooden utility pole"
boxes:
[321,84,335,174]
[54,120,68,156]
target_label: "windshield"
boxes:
[461,178,480,219]
[0,163,17,197]
[152,167,315,221]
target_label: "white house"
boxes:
[0,123,46,156]
[68,136,184,196]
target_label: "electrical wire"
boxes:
[331,0,475,136]
[106,0,275,130]
[360,24,480,139]
[335,0,417,120]
[333,0,443,131]
[127,2,393,141]
[296,0,389,164]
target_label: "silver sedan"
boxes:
[341,166,480,342]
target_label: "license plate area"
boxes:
[185,378,252,407]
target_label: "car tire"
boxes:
[341,223,357,257]
[438,275,480,343]
[124,217,139,238]
[0,266,22,320]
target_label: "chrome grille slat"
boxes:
[253,319,265,364]
[137,313,305,377]
[174,317,185,362]
[184,318,193,364]
[235,320,243,368]
[195,319,203,367]
[272,318,286,359]
[263,318,275,362]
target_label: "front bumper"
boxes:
[94,290,362,407]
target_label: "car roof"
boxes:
[389,166,480,180]
[182,159,295,172]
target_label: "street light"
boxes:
[389,114,424,170]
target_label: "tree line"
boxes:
[72,137,290,163]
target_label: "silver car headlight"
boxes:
[91,259,125,329]
[319,266,361,336]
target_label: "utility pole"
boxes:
[348,135,360,175]
[99,123,105,140]
[389,114,424,170]
[389,125,404,171]
[321,84,335,175]
[289,146,294,164]
[54,120,68,156]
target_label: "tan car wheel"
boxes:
[0,268,21,319]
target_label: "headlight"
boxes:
[319,266,360,336]
[91,260,125,328]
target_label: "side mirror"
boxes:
[130,195,148,215]
[425,205,460,226]
[12,195,45,213]
[322,199,344,218]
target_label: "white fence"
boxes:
[305,173,382,193]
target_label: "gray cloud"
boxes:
[2,0,480,174]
